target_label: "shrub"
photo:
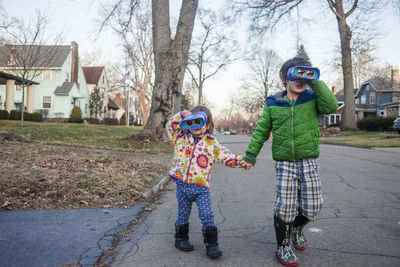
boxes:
[102,118,119,125]
[357,117,396,131]
[87,118,100,124]
[9,110,20,120]
[327,127,341,134]
[23,112,32,121]
[31,112,43,122]
[0,110,9,120]
[68,106,83,123]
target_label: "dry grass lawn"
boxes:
[0,141,171,210]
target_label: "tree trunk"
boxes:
[138,93,149,125]
[133,0,198,140]
[333,1,357,130]
[20,84,25,126]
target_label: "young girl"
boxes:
[166,105,243,258]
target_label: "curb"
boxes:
[142,175,170,199]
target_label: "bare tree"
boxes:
[232,0,395,130]
[239,48,282,114]
[100,0,153,126]
[101,0,198,140]
[186,8,238,105]
[0,11,63,126]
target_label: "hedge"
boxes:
[0,110,43,122]
[357,117,396,131]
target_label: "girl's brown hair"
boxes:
[191,105,214,134]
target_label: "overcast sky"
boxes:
[3,0,400,114]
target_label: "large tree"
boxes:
[233,0,393,130]
[101,0,198,140]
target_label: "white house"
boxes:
[0,41,91,120]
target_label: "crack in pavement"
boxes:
[334,171,357,190]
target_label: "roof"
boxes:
[0,71,39,85]
[0,45,71,68]
[335,88,358,101]
[82,67,104,84]
[107,97,120,110]
[355,104,376,111]
[357,77,400,97]
[382,100,400,107]
[54,81,74,94]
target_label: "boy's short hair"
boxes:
[191,105,214,134]
[280,57,312,82]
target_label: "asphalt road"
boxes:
[110,134,400,267]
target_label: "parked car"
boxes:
[222,131,230,135]
[393,116,400,134]
[230,130,237,135]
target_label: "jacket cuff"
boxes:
[243,153,256,164]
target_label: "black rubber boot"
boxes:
[175,223,194,251]
[202,226,222,258]
[274,214,299,266]
[292,213,310,251]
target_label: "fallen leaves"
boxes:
[0,142,170,210]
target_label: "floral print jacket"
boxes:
[166,112,242,188]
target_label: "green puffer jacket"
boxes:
[243,80,338,163]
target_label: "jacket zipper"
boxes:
[290,105,295,160]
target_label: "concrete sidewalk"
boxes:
[109,135,400,267]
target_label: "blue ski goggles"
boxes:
[287,66,320,81]
[181,112,207,130]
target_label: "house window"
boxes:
[355,98,359,104]
[330,114,341,125]
[42,96,51,109]
[370,93,376,104]
[42,70,52,80]
[361,95,366,104]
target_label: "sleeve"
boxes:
[214,140,243,168]
[243,104,272,164]
[310,80,338,115]
[166,111,184,145]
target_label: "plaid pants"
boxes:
[274,158,323,223]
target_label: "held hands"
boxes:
[238,159,254,170]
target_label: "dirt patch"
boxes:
[0,141,171,210]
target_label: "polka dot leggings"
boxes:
[175,180,216,228]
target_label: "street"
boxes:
[110,134,400,267]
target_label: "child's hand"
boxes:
[181,110,191,117]
[239,160,254,170]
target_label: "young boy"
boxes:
[242,57,338,266]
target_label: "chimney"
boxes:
[115,93,121,105]
[9,47,16,65]
[332,85,337,95]
[71,41,79,86]
[391,68,399,88]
